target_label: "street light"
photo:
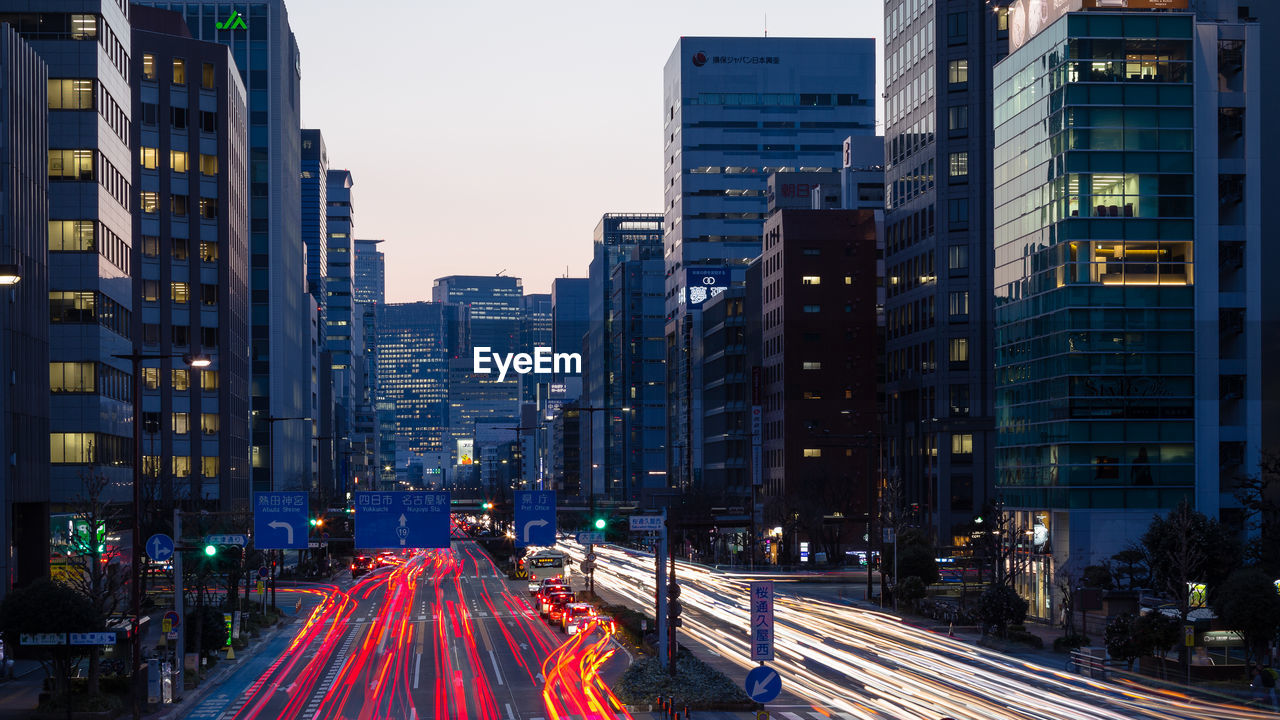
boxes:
[577,406,613,598]
[0,263,20,285]
[111,349,209,720]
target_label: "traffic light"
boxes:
[204,544,217,557]
[668,582,683,627]
[593,517,607,530]
[482,502,493,511]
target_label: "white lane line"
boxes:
[410,709,417,720]
[413,651,422,689]
[505,702,515,720]
[488,649,504,685]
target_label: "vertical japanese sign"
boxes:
[749,581,775,661]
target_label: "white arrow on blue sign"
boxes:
[145,533,174,562]
[745,665,782,703]
[354,491,451,549]
[254,492,309,549]
[514,491,556,547]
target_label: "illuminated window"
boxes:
[172,369,190,391]
[49,221,95,252]
[140,192,159,214]
[199,241,219,262]
[802,391,822,400]
[949,291,969,317]
[142,367,160,390]
[949,152,968,179]
[49,291,95,323]
[949,338,969,364]
[50,362,95,393]
[50,433,95,464]
[142,53,155,80]
[171,282,190,304]
[201,370,219,392]
[802,361,823,370]
[199,154,218,176]
[202,456,219,478]
[951,433,973,455]
[48,78,94,109]
[172,412,190,435]
[802,448,822,458]
[802,276,821,285]
[70,14,97,40]
[173,456,191,478]
[170,150,189,173]
[172,58,186,85]
[803,305,821,313]
[48,149,94,181]
[199,198,218,219]
[201,62,214,89]
[948,59,969,86]
[201,413,220,435]
[142,456,161,478]
[139,147,158,169]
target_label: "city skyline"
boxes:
[289,0,885,301]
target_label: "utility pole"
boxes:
[266,416,307,609]
[173,510,184,700]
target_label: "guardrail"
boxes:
[1069,649,1109,680]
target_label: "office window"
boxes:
[199,154,218,176]
[801,391,823,400]
[143,324,160,345]
[201,413,220,435]
[49,291,95,323]
[949,105,968,132]
[201,284,218,305]
[199,241,219,262]
[172,412,190,435]
[142,367,160,390]
[173,456,191,478]
[802,276,821,285]
[948,198,969,228]
[141,280,159,302]
[200,328,218,349]
[172,58,186,85]
[171,282,190,304]
[171,107,188,129]
[50,362,95,393]
[171,195,188,216]
[48,78,94,110]
[997,7,1009,31]
[803,305,821,313]
[950,385,971,417]
[199,198,218,219]
[948,245,969,271]
[949,337,969,364]
[202,457,220,478]
[172,325,189,346]
[948,59,969,86]
[201,370,219,392]
[947,12,968,44]
[172,369,190,391]
[172,238,188,261]
[141,102,157,125]
[48,149,93,180]
[170,150,189,173]
[49,221,95,252]
[952,433,974,455]
[139,147,158,170]
[802,361,823,370]
[802,448,822,458]
[136,235,158,258]
[202,62,215,89]
[949,152,968,179]
[142,54,156,80]
[949,291,969,317]
[50,433,95,464]
[200,110,217,133]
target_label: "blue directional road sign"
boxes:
[354,491,450,549]
[745,665,782,704]
[253,492,309,550]
[145,533,174,563]
[513,491,556,547]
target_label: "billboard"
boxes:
[456,438,474,466]
[1009,0,1188,53]
[685,267,730,307]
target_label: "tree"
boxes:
[973,497,1033,589]
[186,606,228,656]
[884,529,941,585]
[1212,568,1280,665]
[1234,454,1280,576]
[1133,611,1181,669]
[1110,547,1150,590]
[0,579,100,700]
[1105,613,1143,670]
[976,584,1028,638]
[1080,563,1114,591]
[1140,501,1241,624]
[898,576,927,604]
[58,468,128,696]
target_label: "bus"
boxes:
[523,548,569,593]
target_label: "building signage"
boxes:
[354,491,451,549]
[749,581,775,661]
[694,52,781,67]
[629,515,665,532]
[1008,0,1187,53]
[513,491,556,547]
[457,438,474,466]
[685,267,730,307]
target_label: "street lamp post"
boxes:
[577,406,611,598]
[264,415,308,608]
[113,351,209,720]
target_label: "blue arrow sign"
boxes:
[745,665,781,703]
[254,492,309,549]
[145,534,174,563]
[354,491,450,549]
[513,491,556,547]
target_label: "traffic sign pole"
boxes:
[172,509,184,699]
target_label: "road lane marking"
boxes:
[505,702,515,720]
[413,651,422,689]
[489,649,504,685]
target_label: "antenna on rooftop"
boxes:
[497,269,506,276]
[764,12,768,37]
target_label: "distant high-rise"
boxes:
[355,238,386,483]
[550,277,588,397]
[432,275,522,355]
[520,292,552,405]
[354,239,384,306]
[325,169,355,368]
[377,302,461,456]
[130,5,251,508]
[586,214,663,501]
[0,23,48,595]
[662,37,877,492]
[300,129,328,311]
[134,0,310,494]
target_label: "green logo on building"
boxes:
[216,11,247,31]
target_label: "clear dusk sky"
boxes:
[291,0,885,303]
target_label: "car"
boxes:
[545,592,574,625]
[538,585,570,615]
[376,551,400,567]
[562,603,597,634]
[350,555,375,578]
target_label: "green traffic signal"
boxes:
[309,518,317,526]
[594,518,607,530]
[204,544,217,556]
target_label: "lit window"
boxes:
[48,150,94,181]
[949,291,969,317]
[802,448,822,458]
[199,198,218,219]
[142,368,160,390]
[49,221,95,252]
[170,150,189,173]
[173,456,191,478]
[50,432,95,463]
[844,276,852,285]
[949,152,968,178]
[70,14,97,40]
[140,147,158,170]
[199,154,218,176]
[172,369,190,391]
[140,192,159,214]
[172,58,186,85]
[802,362,823,370]
[802,276,821,285]
[48,78,94,110]
[201,370,219,392]
[949,337,969,364]
[199,241,218,262]
[952,433,973,455]
[803,305,821,313]
[801,391,822,400]
[172,412,190,435]
[171,282,190,304]
[50,362,95,393]
[142,53,156,80]
[49,291,95,323]
[948,59,969,86]
[202,456,219,477]
[201,413,220,435]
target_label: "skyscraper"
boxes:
[992,0,1267,617]
[0,2,136,511]
[662,37,877,491]
[354,238,384,306]
[354,238,386,484]
[376,302,461,457]
[300,128,327,311]
[882,0,1008,547]
[550,277,588,399]
[134,0,309,494]
[520,292,552,406]
[585,214,663,500]
[130,5,250,508]
[0,22,48,595]
[432,275,523,355]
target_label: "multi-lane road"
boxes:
[178,541,626,720]
[561,539,1278,720]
